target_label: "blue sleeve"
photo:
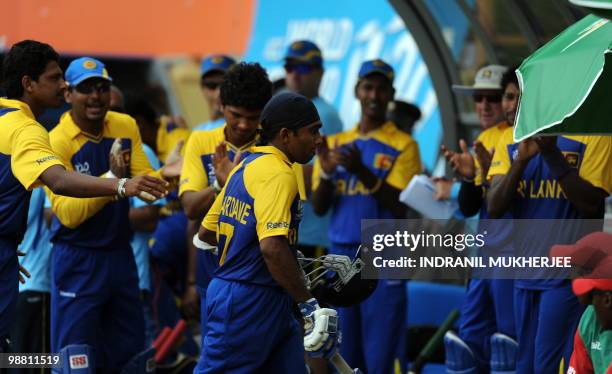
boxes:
[44,190,52,209]
[323,109,344,135]
[450,181,461,200]
[313,98,344,135]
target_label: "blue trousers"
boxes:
[330,244,406,374]
[0,238,18,344]
[514,284,583,374]
[458,278,516,373]
[197,278,306,374]
[51,243,144,371]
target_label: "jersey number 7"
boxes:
[218,222,235,265]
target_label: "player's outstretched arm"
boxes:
[40,164,168,199]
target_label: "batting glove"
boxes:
[299,298,339,354]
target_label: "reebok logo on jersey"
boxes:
[35,155,58,165]
[267,222,290,229]
[69,354,89,369]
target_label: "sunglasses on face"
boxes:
[202,81,222,90]
[74,81,111,95]
[284,63,316,74]
[473,93,502,103]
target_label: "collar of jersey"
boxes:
[61,111,107,141]
[221,124,259,152]
[349,120,396,138]
[494,121,510,131]
[251,145,291,164]
[0,98,35,120]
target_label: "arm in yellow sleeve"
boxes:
[255,172,298,240]
[386,139,422,190]
[45,186,115,229]
[45,130,114,229]
[11,123,64,190]
[202,188,223,232]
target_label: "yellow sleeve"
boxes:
[386,140,422,190]
[578,136,612,194]
[202,188,223,232]
[254,171,298,240]
[11,123,64,190]
[45,133,114,229]
[488,129,513,178]
[179,134,208,196]
[158,124,190,163]
[474,127,499,186]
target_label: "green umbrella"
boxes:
[570,0,612,20]
[514,14,612,141]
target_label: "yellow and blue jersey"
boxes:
[179,124,256,196]
[489,128,612,219]
[46,111,159,248]
[202,146,305,287]
[0,98,63,241]
[156,116,190,164]
[312,121,421,245]
[489,128,612,287]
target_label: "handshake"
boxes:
[299,298,340,359]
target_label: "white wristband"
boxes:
[319,168,336,181]
[117,178,128,198]
[192,234,218,255]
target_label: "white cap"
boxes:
[452,65,508,93]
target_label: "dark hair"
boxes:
[220,62,272,111]
[501,67,519,93]
[123,95,158,126]
[1,40,59,99]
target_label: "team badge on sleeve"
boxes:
[373,153,393,170]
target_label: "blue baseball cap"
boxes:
[358,59,394,82]
[200,55,236,77]
[65,57,112,87]
[284,40,323,66]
